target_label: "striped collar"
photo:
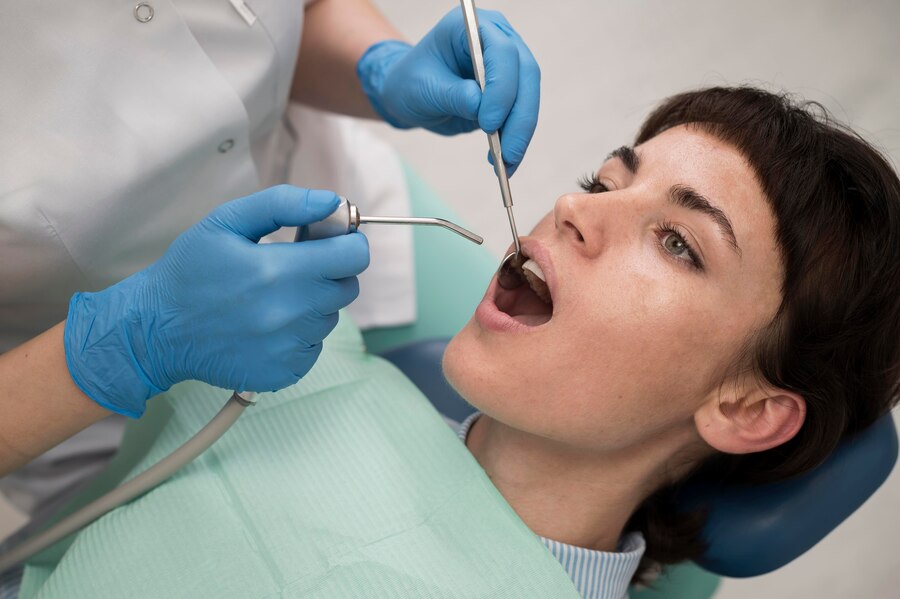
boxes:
[455,412,645,599]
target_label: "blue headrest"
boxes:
[379,338,899,577]
[687,411,897,577]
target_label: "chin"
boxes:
[442,324,527,425]
[442,326,478,401]
[442,324,501,412]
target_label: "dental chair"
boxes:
[362,166,899,598]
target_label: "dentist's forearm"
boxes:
[292,0,405,117]
[0,322,110,476]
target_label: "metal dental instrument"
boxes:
[295,197,483,245]
[459,0,525,289]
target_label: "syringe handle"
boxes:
[294,196,360,241]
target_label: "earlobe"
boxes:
[694,384,806,455]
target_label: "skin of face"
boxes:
[443,125,785,457]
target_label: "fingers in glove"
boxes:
[309,276,361,316]
[263,232,370,281]
[497,43,540,175]
[478,12,520,135]
[210,186,340,243]
[426,71,482,122]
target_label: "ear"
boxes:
[694,381,806,455]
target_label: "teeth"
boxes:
[521,259,545,282]
[521,259,551,304]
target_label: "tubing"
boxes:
[0,391,253,571]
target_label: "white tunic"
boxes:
[0,0,414,531]
[0,0,305,351]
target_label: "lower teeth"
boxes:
[522,269,551,303]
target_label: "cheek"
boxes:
[443,311,692,450]
[442,247,764,450]
[573,275,739,385]
[537,274,747,442]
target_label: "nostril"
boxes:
[562,220,584,243]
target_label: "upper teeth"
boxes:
[521,258,551,304]
[522,259,545,282]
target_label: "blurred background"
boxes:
[362,0,900,597]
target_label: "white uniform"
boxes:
[0,0,414,536]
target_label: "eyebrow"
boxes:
[669,184,742,257]
[607,145,742,257]
[607,145,640,173]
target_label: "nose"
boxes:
[553,192,606,257]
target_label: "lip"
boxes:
[474,238,557,334]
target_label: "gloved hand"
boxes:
[357,8,540,176]
[64,186,369,418]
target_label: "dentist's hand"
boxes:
[64,186,369,418]
[357,8,540,176]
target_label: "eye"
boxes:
[663,232,688,256]
[578,173,610,194]
[658,221,704,271]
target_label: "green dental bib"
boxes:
[20,316,579,599]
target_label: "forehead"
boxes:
[634,125,781,267]
[635,125,775,232]
[633,125,760,198]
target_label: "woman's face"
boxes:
[444,125,785,452]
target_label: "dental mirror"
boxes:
[498,250,526,289]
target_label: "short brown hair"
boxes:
[625,86,900,583]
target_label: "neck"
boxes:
[464,414,700,552]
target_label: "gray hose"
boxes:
[0,391,254,571]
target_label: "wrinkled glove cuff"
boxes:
[356,39,414,129]
[64,275,166,418]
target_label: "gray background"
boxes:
[364,1,900,597]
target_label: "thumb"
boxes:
[425,73,481,122]
[210,186,340,242]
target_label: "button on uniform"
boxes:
[133,2,154,23]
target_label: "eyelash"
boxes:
[577,173,704,271]
[577,172,609,195]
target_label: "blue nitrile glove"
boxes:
[357,8,540,176]
[64,186,369,418]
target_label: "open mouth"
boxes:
[494,251,554,327]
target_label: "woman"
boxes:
[443,86,900,589]
[5,87,897,599]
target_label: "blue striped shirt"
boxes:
[455,412,645,599]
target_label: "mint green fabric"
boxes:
[629,563,720,598]
[21,315,580,599]
[17,401,176,596]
